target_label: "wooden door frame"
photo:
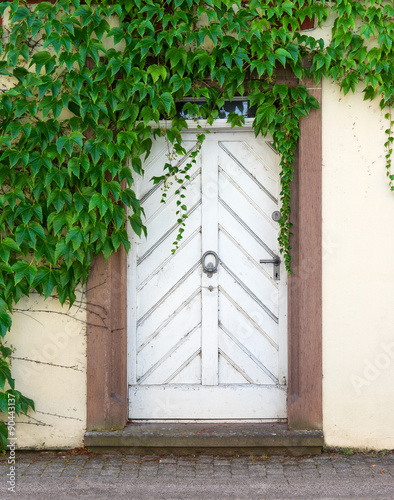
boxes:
[85,76,322,432]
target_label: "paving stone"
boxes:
[75,468,101,475]
[100,470,120,477]
[118,472,139,479]
[23,469,46,476]
[61,471,83,477]
[3,450,394,487]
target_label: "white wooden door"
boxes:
[127,125,287,421]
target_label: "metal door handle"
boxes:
[259,257,281,265]
[202,251,219,278]
[260,256,281,280]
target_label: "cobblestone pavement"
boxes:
[1,450,393,479]
[1,450,394,499]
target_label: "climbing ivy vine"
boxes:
[0,0,393,449]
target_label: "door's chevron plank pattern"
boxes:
[138,233,201,317]
[138,324,201,384]
[219,296,278,377]
[137,207,201,287]
[139,143,167,171]
[139,170,201,255]
[218,198,277,258]
[220,139,280,194]
[218,202,277,268]
[137,289,201,353]
[137,292,201,378]
[139,171,201,256]
[142,175,201,229]
[134,145,168,198]
[129,131,286,420]
[171,354,202,385]
[219,173,278,251]
[137,227,201,291]
[219,166,276,226]
[220,262,278,323]
[138,201,201,265]
[218,147,278,225]
[218,348,254,384]
[137,266,201,349]
[143,168,201,225]
[141,169,201,224]
[218,352,250,384]
[219,287,278,350]
[140,141,200,197]
[164,349,201,384]
[218,142,278,203]
[219,270,279,346]
[219,323,278,384]
[219,231,278,316]
[137,261,200,326]
[219,224,278,287]
[135,136,202,387]
[142,141,199,179]
[265,140,278,155]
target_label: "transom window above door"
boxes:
[175,99,257,120]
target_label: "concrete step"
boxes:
[85,423,323,456]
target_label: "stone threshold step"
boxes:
[85,423,324,456]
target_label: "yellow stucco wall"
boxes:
[322,80,394,450]
[7,290,86,449]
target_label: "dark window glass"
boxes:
[175,100,256,119]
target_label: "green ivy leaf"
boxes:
[160,93,174,115]
[0,314,12,339]
[12,261,37,286]
[33,267,58,299]
[11,6,30,23]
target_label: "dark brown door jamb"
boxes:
[288,77,322,430]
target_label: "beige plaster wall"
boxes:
[322,79,394,450]
[7,289,87,449]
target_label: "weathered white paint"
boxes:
[128,126,287,421]
[5,289,86,449]
[322,79,394,450]
[129,385,287,420]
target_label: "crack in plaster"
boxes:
[11,356,83,372]
[36,410,83,422]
